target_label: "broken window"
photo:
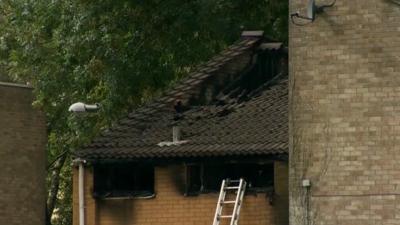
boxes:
[185,163,274,195]
[93,163,154,198]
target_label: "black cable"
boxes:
[290,0,336,26]
[321,0,336,8]
[290,13,313,26]
[388,0,400,5]
[316,0,337,14]
[306,187,311,225]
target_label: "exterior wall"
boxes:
[0,83,47,225]
[73,166,96,225]
[289,1,400,225]
[73,161,288,225]
[274,162,289,225]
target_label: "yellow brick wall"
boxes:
[290,1,400,225]
[274,162,289,225]
[73,161,288,225]
[73,166,96,225]
[0,83,47,225]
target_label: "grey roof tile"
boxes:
[74,31,287,161]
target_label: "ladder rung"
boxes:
[227,180,241,183]
[213,179,246,225]
[222,201,236,204]
[225,186,239,190]
[219,215,233,218]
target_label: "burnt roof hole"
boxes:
[220,50,284,103]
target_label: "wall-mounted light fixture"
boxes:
[291,0,336,25]
[68,102,101,113]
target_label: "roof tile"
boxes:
[74,32,287,161]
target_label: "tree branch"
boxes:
[46,154,68,225]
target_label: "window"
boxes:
[185,163,274,195]
[93,163,154,198]
[185,164,202,195]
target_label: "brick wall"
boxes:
[274,162,289,225]
[0,83,47,225]
[73,161,288,225]
[289,1,400,225]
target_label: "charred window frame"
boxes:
[185,163,274,195]
[93,163,154,198]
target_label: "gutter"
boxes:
[0,81,32,89]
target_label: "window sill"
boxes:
[93,192,156,200]
[185,187,274,197]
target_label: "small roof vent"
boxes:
[157,126,189,147]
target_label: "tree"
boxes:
[0,0,288,224]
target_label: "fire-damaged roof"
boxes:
[74,31,288,161]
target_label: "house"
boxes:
[289,0,400,225]
[0,81,47,225]
[73,31,288,225]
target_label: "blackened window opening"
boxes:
[186,163,274,195]
[93,163,154,198]
[185,164,202,196]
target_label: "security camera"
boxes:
[68,102,100,113]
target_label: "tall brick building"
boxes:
[73,32,289,225]
[0,81,47,225]
[290,0,400,225]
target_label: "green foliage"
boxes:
[0,0,287,224]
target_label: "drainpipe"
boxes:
[73,159,86,225]
[302,179,311,225]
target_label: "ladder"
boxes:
[212,178,247,225]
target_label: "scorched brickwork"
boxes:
[73,162,288,225]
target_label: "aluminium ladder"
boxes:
[212,178,247,225]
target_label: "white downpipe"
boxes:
[79,162,85,225]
